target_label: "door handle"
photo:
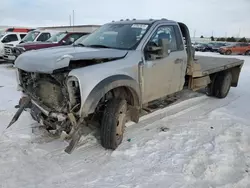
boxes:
[175,58,183,64]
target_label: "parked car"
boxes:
[210,43,227,52]
[195,43,211,52]
[0,28,34,60]
[3,29,60,63]
[219,43,250,55]
[9,31,89,64]
[10,19,244,154]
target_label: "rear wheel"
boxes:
[213,71,232,98]
[101,98,128,149]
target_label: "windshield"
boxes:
[22,31,40,42]
[46,32,67,42]
[81,23,150,50]
[74,34,89,45]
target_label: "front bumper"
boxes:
[3,55,16,63]
[17,91,68,123]
[31,99,67,122]
[196,48,205,51]
[10,94,83,154]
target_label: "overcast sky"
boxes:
[1,0,250,37]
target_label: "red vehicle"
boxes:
[12,31,89,61]
[219,43,250,55]
[5,28,34,33]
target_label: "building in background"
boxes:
[38,25,101,33]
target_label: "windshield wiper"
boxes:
[87,44,111,48]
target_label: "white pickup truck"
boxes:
[0,32,28,60]
[9,19,244,154]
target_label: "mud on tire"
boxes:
[101,98,127,150]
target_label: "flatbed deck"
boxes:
[193,55,244,77]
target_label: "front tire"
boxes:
[225,50,232,55]
[101,98,128,149]
[214,71,232,98]
[245,50,250,56]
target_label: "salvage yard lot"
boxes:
[0,52,250,188]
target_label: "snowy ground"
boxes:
[0,52,250,188]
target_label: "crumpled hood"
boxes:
[14,46,128,73]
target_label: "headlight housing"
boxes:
[12,47,26,56]
[67,76,81,112]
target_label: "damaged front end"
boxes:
[8,69,84,154]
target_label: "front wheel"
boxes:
[225,50,232,55]
[101,98,128,150]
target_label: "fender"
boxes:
[80,74,141,117]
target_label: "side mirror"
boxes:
[145,38,170,60]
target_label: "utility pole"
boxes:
[72,10,75,31]
[69,15,71,26]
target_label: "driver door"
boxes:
[142,25,187,103]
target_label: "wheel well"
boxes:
[91,86,140,123]
[102,86,139,106]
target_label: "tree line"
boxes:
[200,35,249,43]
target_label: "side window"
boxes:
[37,33,51,41]
[241,43,249,47]
[2,34,18,43]
[64,34,84,44]
[20,34,26,39]
[173,25,184,51]
[148,25,178,52]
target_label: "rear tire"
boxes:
[213,71,232,98]
[101,98,127,150]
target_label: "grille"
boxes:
[4,46,13,56]
[19,70,69,112]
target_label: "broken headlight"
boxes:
[67,76,81,112]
